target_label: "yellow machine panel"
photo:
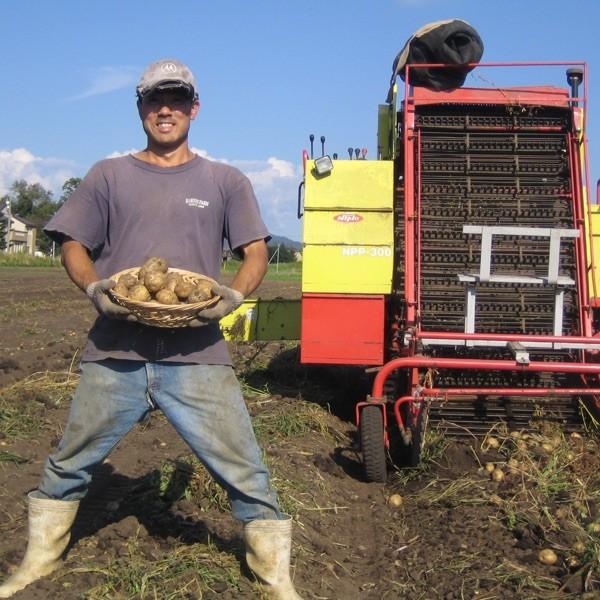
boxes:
[220,299,301,341]
[302,244,393,293]
[303,160,393,210]
[589,204,600,301]
[303,209,393,245]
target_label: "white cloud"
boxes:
[105,148,139,159]
[0,148,76,199]
[193,150,301,240]
[67,66,138,101]
[230,157,300,241]
[1,146,302,240]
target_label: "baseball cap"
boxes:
[136,58,197,99]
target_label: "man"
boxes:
[0,58,301,600]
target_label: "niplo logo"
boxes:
[334,213,362,223]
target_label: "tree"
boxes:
[1,177,81,254]
[59,177,82,206]
[9,180,54,219]
[5,180,57,254]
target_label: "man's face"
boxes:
[138,88,200,150]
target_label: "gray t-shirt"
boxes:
[45,154,269,365]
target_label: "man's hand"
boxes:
[86,279,137,321]
[187,283,244,327]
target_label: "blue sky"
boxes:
[1,0,600,241]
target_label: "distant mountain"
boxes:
[269,234,302,250]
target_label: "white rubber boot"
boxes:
[0,492,79,598]
[244,516,302,600]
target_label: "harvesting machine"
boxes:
[223,59,600,482]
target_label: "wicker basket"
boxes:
[108,267,220,328]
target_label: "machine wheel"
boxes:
[360,405,387,482]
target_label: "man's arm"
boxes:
[61,237,136,321]
[188,238,268,326]
[60,237,100,292]
[229,238,269,297]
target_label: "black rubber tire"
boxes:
[360,405,387,482]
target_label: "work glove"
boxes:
[187,283,244,328]
[86,279,138,322]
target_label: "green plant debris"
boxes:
[65,539,243,599]
[0,450,28,464]
[0,370,78,440]
[251,402,328,442]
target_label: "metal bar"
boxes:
[416,331,600,344]
[420,340,600,350]
[407,61,586,68]
[548,229,562,283]
[372,357,600,397]
[465,284,476,334]
[463,225,579,238]
[393,396,412,432]
[567,130,588,336]
[421,387,600,397]
[404,71,417,326]
[416,129,422,321]
[583,131,598,301]
[479,229,492,282]
[554,289,565,336]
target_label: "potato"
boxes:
[165,272,183,292]
[137,267,147,282]
[118,273,138,289]
[538,548,558,565]
[388,494,403,508]
[491,468,505,482]
[112,282,129,297]
[128,284,151,302]
[142,256,168,273]
[174,281,195,300]
[155,289,179,305]
[187,281,213,303]
[144,271,167,294]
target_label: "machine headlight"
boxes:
[314,155,334,176]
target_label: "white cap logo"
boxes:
[161,62,178,74]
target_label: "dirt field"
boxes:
[0,268,599,599]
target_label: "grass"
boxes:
[0,370,78,440]
[251,400,329,442]
[153,456,230,512]
[65,538,244,599]
[222,258,301,281]
[0,252,61,267]
[390,425,450,486]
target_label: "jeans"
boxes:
[37,359,282,522]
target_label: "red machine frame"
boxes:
[357,62,600,475]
